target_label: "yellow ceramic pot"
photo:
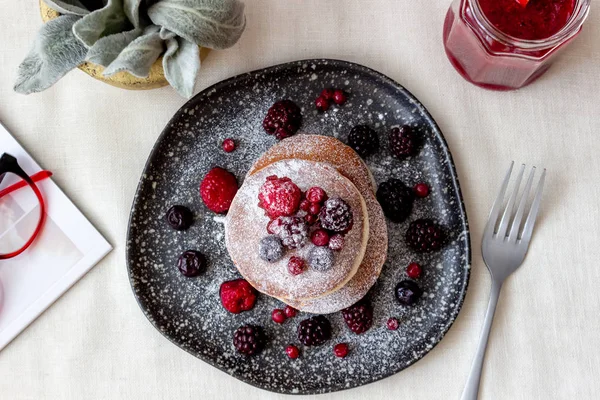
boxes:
[39,0,209,90]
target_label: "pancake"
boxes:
[225,159,369,301]
[250,134,389,314]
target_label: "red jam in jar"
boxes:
[443,0,590,90]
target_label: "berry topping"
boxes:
[333,90,347,105]
[376,179,414,223]
[200,167,238,214]
[297,315,332,346]
[320,88,335,100]
[390,126,418,158]
[288,256,305,275]
[233,325,265,355]
[387,317,400,330]
[406,262,422,279]
[414,183,430,198]
[177,250,206,277]
[272,309,286,324]
[405,219,445,252]
[307,246,335,271]
[220,279,258,314]
[315,96,330,112]
[269,216,309,249]
[333,343,349,358]
[311,229,330,247]
[328,234,345,251]
[299,199,311,212]
[284,305,297,318]
[259,235,284,263]
[395,280,423,306]
[308,202,321,215]
[348,125,380,158]
[166,205,193,230]
[222,138,236,153]
[258,176,302,218]
[341,299,373,334]
[319,198,353,232]
[286,345,300,359]
[306,187,327,203]
[304,214,318,225]
[262,100,302,140]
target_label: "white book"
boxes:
[0,122,112,351]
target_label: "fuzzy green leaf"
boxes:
[73,0,131,48]
[163,36,199,98]
[124,0,144,28]
[86,28,143,67]
[102,26,164,78]
[44,0,90,16]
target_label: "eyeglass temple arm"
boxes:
[0,170,52,198]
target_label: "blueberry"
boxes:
[395,280,423,305]
[177,250,206,277]
[166,205,193,230]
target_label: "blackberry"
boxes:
[297,315,332,346]
[269,216,309,249]
[389,126,418,158]
[233,325,265,355]
[348,125,379,158]
[395,280,423,305]
[319,198,353,232]
[376,179,414,223]
[341,299,373,334]
[262,100,302,140]
[405,219,445,252]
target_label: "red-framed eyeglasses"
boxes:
[0,153,52,260]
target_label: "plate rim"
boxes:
[126,58,472,395]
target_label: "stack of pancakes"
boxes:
[225,135,388,314]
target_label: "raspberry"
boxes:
[220,279,257,314]
[288,256,305,275]
[390,126,418,158]
[166,205,193,230]
[319,198,353,232]
[259,235,284,263]
[308,202,321,215]
[311,229,330,246]
[328,234,344,251]
[222,138,236,153]
[177,250,206,277]
[387,317,400,330]
[269,216,308,249]
[284,305,297,318]
[414,183,430,198]
[405,219,445,252]
[306,187,327,203]
[233,325,264,355]
[376,179,414,223]
[200,167,238,214]
[262,100,302,140]
[297,315,331,346]
[320,88,335,100]
[307,246,335,271]
[395,280,423,305]
[348,125,379,158]
[258,176,302,218]
[333,343,349,358]
[286,345,300,359]
[341,299,373,334]
[406,262,422,279]
[272,309,286,324]
[333,90,347,105]
[315,96,330,112]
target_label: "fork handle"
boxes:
[460,280,503,400]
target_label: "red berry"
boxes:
[258,176,302,218]
[315,96,330,112]
[299,199,311,212]
[284,305,297,318]
[387,317,400,330]
[288,256,305,275]
[200,167,239,214]
[406,262,422,279]
[219,279,257,314]
[333,343,349,358]
[286,345,300,359]
[414,183,430,198]
[308,202,321,215]
[304,214,318,225]
[328,234,344,251]
[306,187,326,203]
[320,88,335,100]
[311,229,330,246]
[222,138,236,153]
[272,309,286,324]
[333,90,347,105]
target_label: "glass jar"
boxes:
[443,0,590,90]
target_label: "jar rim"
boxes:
[465,0,590,51]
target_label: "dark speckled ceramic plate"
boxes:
[126,59,470,395]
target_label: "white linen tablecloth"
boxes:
[1,1,599,399]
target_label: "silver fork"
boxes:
[460,162,546,400]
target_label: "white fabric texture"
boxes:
[1,1,600,399]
